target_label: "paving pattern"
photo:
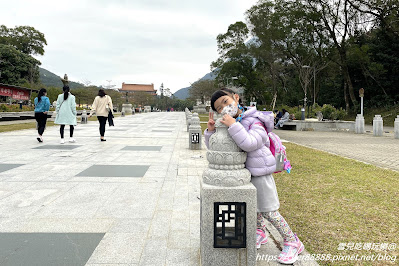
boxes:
[0,112,317,266]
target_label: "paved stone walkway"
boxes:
[0,112,318,266]
[276,126,399,172]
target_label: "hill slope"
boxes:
[174,71,217,100]
[39,68,85,89]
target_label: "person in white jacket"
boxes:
[88,89,113,141]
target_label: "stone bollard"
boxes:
[200,117,257,266]
[122,104,133,115]
[185,108,190,125]
[81,109,88,124]
[373,115,383,136]
[355,114,365,134]
[189,113,202,150]
[187,112,193,132]
[395,115,399,139]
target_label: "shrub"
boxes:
[321,104,347,120]
[334,108,347,120]
[321,104,337,120]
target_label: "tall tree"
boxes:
[189,80,217,104]
[303,0,361,109]
[0,44,40,85]
[0,25,47,56]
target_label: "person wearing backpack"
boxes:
[204,88,303,265]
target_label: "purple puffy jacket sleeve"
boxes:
[204,128,215,149]
[227,122,269,152]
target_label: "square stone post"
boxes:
[373,115,383,136]
[189,113,202,150]
[394,115,399,139]
[200,118,257,266]
[355,114,365,134]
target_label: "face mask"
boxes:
[221,101,238,117]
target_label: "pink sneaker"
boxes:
[277,234,304,264]
[256,228,268,248]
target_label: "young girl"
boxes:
[204,88,304,265]
[55,85,77,144]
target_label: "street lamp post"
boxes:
[302,65,316,105]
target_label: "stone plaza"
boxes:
[0,112,320,266]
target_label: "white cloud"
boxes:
[3,0,258,93]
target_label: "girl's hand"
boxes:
[220,114,236,127]
[207,112,215,131]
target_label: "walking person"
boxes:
[34,88,50,142]
[55,85,77,144]
[88,89,113,141]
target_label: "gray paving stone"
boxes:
[121,145,163,151]
[33,145,82,150]
[0,233,104,266]
[0,164,23,173]
[76,165,150,177]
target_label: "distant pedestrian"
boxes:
[34,88,50,142]
[275,109,289,129]
[274,110,283,125]
[55,85,77,144]
[88,89,113,141]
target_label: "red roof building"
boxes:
[0,83,38,102]
[119,83,156,95]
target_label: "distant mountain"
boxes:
[174,71,217,100]
[39,68,85,89]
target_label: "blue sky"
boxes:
[3,0,258,93]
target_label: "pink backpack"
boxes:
[254,111,292,174]
[267,132,291,173]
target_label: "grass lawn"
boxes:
[276,143,399,265]
[199,114,208,133]
[0,121,56,133]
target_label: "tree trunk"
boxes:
[343,81,350,112]
[339,50,357,107]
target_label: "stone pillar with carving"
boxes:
[200,117,257,266]
[197,103,208,114]
[122,104,132,115]
[185,108,190,125]
[189,113,202,150]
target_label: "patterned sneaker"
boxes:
[37,136,43,143]
[277,234,304,264]
[256,229,268,248]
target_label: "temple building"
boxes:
[119,83,156,96]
